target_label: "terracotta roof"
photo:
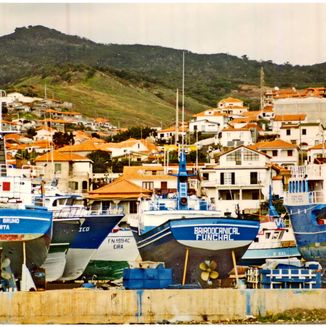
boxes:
[58,138,109,152]
[88,177,151,199]
[250,139,298,150]
[308,142,326,151]
[35,150,92,162]
[123,165,176,180]
[274,114,306,121]
[219,97,243,103]
[36,125,56,132]
[192,109,226,117]
[94,118,109,123]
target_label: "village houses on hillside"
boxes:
[0,88,325,218]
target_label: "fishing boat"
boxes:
[129,150,260,287]
[33,194,81,282]
[283,160,326,270]
[82,226,140,281]
[0,170,53,289]
[49,196,125,281]
[129,55,259,287]
[241,187,300,265]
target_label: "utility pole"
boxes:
[260,66,265,110]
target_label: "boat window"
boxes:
[265,232,271,239]
[53,199,58,207]
[272,231,280,239]
[58,199,66,205]
[278,230,285,239]
[254,237,259,243]
[66,198,74,206]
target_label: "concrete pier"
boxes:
[0,289,325,324]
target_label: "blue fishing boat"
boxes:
[0,177,53,282]
[241,186,300,266]
[284,161,326,270]
[43,196,126,281]
[130,150,260,287]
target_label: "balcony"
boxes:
[284,191,324,206]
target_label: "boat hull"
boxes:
[132,217,259,287]
[0,207,53,278]
[42,218,81,282]
[284,203,326,269]
[60,214,124,281]
[239,246,301,266]
[82,228,140,280]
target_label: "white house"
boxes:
[306,142,326,163]
[103,138,159,158]
[220,124,261,147]
[35,150,93,194]
[279,122,324,149]
[200,145,273,216]
[272,113,307,133]
[217,97,249,116]
[249,139,299,167]
[189,109,227,133]
[34,125,57,142]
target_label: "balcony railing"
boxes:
[284,191,324,206]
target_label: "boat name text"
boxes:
[194,227,240,241]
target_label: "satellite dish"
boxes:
[1,257,11,268]
[1,271,12,280]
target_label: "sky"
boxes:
[0,2,326,66]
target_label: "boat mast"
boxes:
[182,51,185,152]
[175,89,179,146]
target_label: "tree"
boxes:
[52,131,74,149]
[87,150,111,173]
[26,128,37,139]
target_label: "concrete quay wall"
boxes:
[0,289,325,324]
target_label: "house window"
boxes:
[82,181,88,192]
[68,181,78,190]
[224,172,235,185]
[161,181,167,190]
[302,129,307,135]
[250,172,258,184]
[286,129,291,135]
[243,149,259,161]
[54,163,61,174]
[202,173,209,180]
[272,150,278,156]
[226,149,241,161]
[288,150,293,157]
[129,201,138,214]
[142,181,154,190]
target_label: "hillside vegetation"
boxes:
[13,68,207,127]
[1,25,326,126]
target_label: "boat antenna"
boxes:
[175,89,179,146]
[182,51,185,152]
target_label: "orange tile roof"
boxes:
[36,125,56,132]
[123,165,176,180]
[219,97,243,103]
[95,117,109,123]
[88,177,151,199]
[5,133,22,141]
[274,114,306,121]
[58,138,109,152]
[192,109,226,117]
[35,150,92,162]
[250,139,298,150]
[308,142,326,151]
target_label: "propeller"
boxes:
[199,260,219,284]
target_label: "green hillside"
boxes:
[2,25,326,125]
[14,69,207,127]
